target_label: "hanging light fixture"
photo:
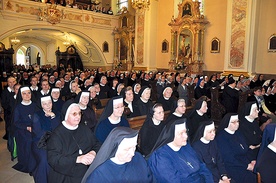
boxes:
[63,41,70,46]
[11,37,20,45]
[131,0,150,9]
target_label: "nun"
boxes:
[215,113,257,183]
[194,77,209,100]
[139,103,165,156]
[82,127,153,183]
[51,87,64,113]
[95,96,130,143]
[256,124,276,183]
[47,103,101,183]
[156,86,176,112]
[12,86,37,173]
[192,120,230,183]
[32,96,60,183]
[187,99,210,142]
[238,102,262,161]
[165,98,187,124]
[133,86,153,116]
[148,118,213,183]
[132,83,141,103]
[221,77,239,113]
[120,86,138,118]
[75,91,97,131]
[88,86,102,110]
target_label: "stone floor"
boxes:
[0,118,34,183]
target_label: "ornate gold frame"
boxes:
[161,39,169,53]
[211,37,220,53]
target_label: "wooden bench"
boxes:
[210,86,226,125]
[100,98,110,107]
[129,106,194,130]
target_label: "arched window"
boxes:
[16,49,25,65]
[103,41,109,52]
[117,0,128,11]
[268,34,276,52]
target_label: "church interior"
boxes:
[0,0,275,77]
[0,0,276,182]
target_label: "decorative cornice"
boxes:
[1,0,117,27]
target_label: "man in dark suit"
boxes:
[1,76,16,140]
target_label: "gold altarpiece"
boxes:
[113,8,135,71]
[169,0,208,75]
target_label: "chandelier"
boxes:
[131,0,150,10]
[11,37,20,45]
[63,41,70,47]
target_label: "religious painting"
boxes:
[162,39,169,53]
[182,3,192,17]
[122,16,128,28]
[211,37,220,53]
[103,41,109,52]
[120,38,128,60]
[268,34,276,52]
[178,29,192,62]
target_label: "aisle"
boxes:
[0,119,34,183]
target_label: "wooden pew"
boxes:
[128,110,171,130]
[95,108,104,119]
[238,89,253,113]
[100,98,110,107]
[210,86,226,126]
[129,106,194,130]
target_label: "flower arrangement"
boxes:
[174,61,186,71]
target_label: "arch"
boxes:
[12,42,45,66]
[0,25,108,65]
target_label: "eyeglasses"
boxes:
[70,112,82,116]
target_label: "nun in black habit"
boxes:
[139,103,166,156]
[132,83,141,103]
[165,98,187,124]
[238,102,262,161]
[74,91,98,131]
[187,99,210,142]
[192,120,230,183]
[47,103,101,183]
[82,127,153,183]
[133,86,153,116]
[120,86,138,118]
[156,86,176,112]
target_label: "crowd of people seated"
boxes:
[31,0,114,15]
[1,63,276,182]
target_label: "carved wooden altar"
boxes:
[169,0,208,75]
[113,8,135,71]
[0,42,14,74]
[55,45,84,72]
